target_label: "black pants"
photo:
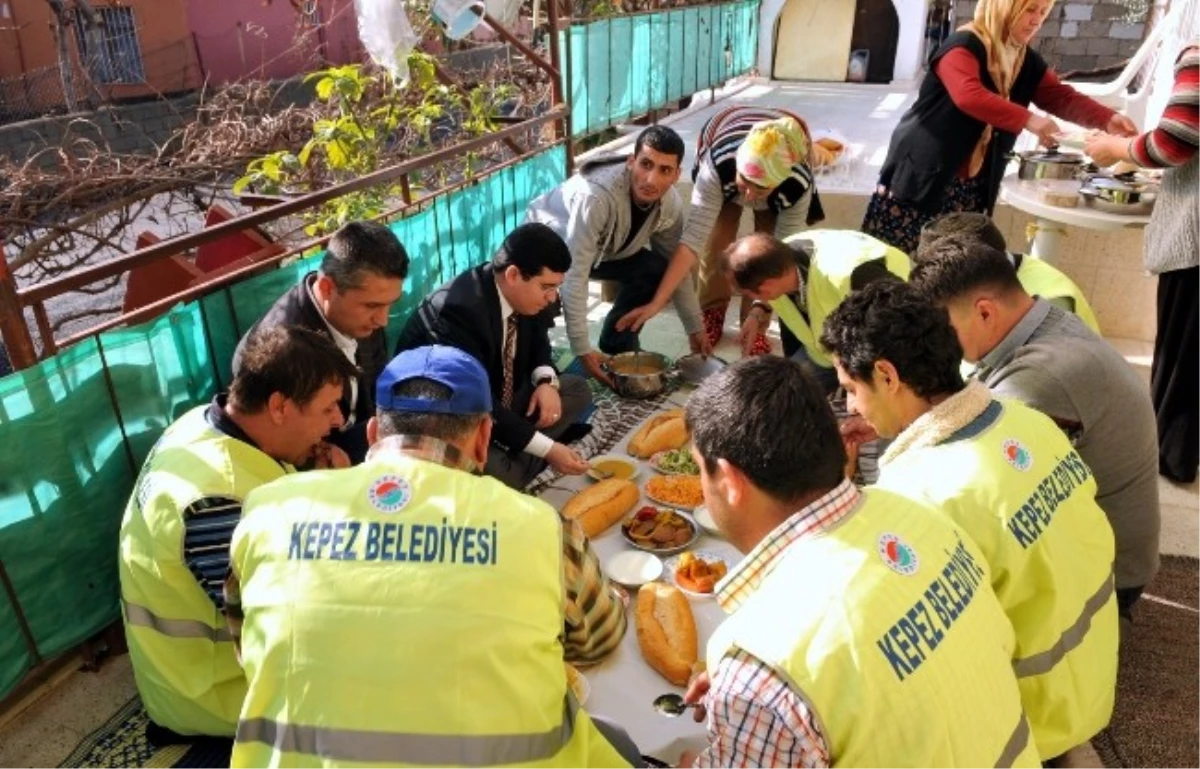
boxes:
[1116,585,1144,621]
[589,249,668,354]
[1151,266,1198,483]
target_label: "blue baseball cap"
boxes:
[376,346,493,415]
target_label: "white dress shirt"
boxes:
[497,285,557,459]
[308,279,359,427]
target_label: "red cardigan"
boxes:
[935,47,1116,176]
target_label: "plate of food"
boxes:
[1053,130,1092,151]
[664,550,731,599]
[649,447,700,476]
[587,454,639,482]
[622,505,699,556]
[645,474,704,511]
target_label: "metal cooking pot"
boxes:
[1008,148,1088,181]
[1079,176,1158,215]
[602,351,676,399]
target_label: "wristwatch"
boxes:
[536,374,560,390]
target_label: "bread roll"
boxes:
[561,478,639,538]
[636,583,698,686]
[628,409,689,458]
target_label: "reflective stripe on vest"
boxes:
[230,455,629,768]
[236,697,578,766]
[996,716,1032,768]
[1014,575,1114,678]
[123,600,233,643]
[118,405,285,736]
[876,397,1118,757]
[708,487,1038,767]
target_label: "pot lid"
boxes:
[1019,148,1086,163]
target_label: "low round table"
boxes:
[999,175,1152,264]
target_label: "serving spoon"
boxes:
[652,693,701,717]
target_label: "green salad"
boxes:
[658,447,699,475]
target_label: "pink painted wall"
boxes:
[186,0,362,85]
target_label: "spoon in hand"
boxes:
[652,693,701,718]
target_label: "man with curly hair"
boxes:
[820,281,1118,763]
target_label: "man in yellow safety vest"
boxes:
[224,345,636,767]
[118,326,355,745]
[724,230,910,393]
[677,356,1037,767]
[916,212,1099,332]
[821,282,1119,762]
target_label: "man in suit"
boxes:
[395,223,593,489]
[234,220,409,465]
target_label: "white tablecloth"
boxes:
[537,395,741,764]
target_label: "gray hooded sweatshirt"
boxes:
[525,156,704,356]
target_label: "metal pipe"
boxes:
[547,0,572,173]
[480,10,560,81]
[18,108,567,307]
[51,140,566,351]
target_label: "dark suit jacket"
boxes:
[394,263,557,452]
[232,272,387,461]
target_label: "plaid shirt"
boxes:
[694,479,862,768]
[224,435,625,665]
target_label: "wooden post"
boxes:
[0,245,37,371]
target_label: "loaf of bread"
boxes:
[628,409,689,458]
[561,478,639,538]
[636,583,698,686]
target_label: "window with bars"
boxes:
[73,6,146,85]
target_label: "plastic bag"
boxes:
[353,0,419,83]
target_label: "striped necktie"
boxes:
[501,314,518,408]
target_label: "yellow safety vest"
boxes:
[118,405,291,736]
[877,398,1118,759]
[769,230,912,368]
[229,452,629,768]
[707,487,1038,767]
[1016,255,1101,333]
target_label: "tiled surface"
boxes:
[0,654,136,768]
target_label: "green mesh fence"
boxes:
[562,0,760,138]
[0,145,565,700]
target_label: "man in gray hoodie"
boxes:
[526,126,708,385]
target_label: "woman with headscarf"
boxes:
[1085,39,1199,484]
[862,0,1138,255]
[614,106,823,356]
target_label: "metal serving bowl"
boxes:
[1008,148,1088,181]
[1079,175,1159,215]
[602,351,674,399]
[675,353,728,386]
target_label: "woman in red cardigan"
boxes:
[862,0,1137,255]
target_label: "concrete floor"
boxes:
[1,77,1194,767]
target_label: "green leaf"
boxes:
[298,140,316,168]
[326,140,348,169]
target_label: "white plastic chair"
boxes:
[1064,3,1182,127]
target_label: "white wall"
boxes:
[758,0,928,82]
